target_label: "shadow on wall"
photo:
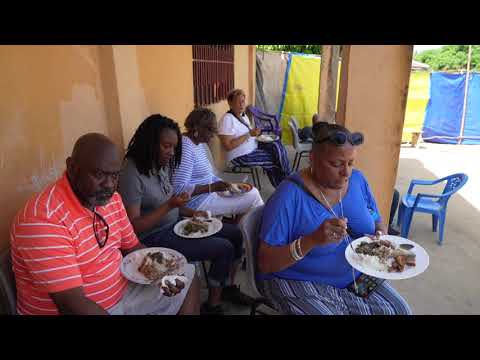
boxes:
[394,158,480,314]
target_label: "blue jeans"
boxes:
[142,223,243,288]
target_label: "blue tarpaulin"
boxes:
[463,73,480,144]
[422,72,480,144]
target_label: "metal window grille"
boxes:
[193,45,234,107]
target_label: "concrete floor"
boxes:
[203,142,480,315]
[390,143,480,314]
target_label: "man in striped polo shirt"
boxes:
[10,133,200,315]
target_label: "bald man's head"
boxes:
[66,133,122,209]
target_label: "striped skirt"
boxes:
[259,277,412,315]
[231,140,291,188]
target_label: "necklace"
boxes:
[309,166,344,218]
[310,167,358,290]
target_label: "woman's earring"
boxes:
[194,130,199,138]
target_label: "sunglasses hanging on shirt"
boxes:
[93,209,109,248]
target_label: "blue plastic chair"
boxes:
[246,105,282,139]
[397,173,468,245]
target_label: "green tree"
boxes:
[256,45,322,55]
[415,45,480,71]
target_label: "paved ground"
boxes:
[202,142,480,315]
[390,143,480,314]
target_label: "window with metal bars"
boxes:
[192,45,234,107]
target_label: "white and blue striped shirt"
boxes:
[172,135,222,209]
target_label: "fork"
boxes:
[344,230,358,291]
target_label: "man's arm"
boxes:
[50,287,109,315]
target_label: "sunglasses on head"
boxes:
[314,130,364,146]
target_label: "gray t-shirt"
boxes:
[118,158,179,240]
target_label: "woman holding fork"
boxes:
[256,121,412,315]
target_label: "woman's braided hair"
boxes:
[125,114,182,177]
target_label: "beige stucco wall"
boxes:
[136,45,195,130]
[337,45,413,222]
[116,44,255,170]
[0,45,117,251]
[0,45,255,251]
[109,45,196,148]
[112,44,254,163]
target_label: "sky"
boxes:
[414,45,444,53]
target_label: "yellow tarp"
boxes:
[278,54,428,145]
[402,71,430,142]
[279,54,340,145]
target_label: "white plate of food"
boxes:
[345,235,429,280]
[218,182,253,197]
[121,247,188,285]
[256,134,279,143]
[173,217,223,239]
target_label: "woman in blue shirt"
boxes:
[257,122,412,315]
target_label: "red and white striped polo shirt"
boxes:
[10,172,139,315]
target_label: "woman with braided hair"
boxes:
[118,114,250,314]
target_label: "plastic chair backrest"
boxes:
[288,118,301,150]
[0,248,16,315]
[439,173,468,207]
[238,205,265,299]
[247,105,281,136]
[289,116,300,132]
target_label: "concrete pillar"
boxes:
[337,45,413,223]
[97,45,124,150]
[318,45,340,123]
[111,45,149,148]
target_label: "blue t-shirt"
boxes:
[259,169,382,288]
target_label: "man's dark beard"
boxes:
[94,191,114,205]
[67,172,115,208]
[69,179,113,208]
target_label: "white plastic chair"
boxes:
[238,205,279,315]
[289,117,312,171]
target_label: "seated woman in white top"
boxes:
[218,89,291,188]
[172,108,264,217]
